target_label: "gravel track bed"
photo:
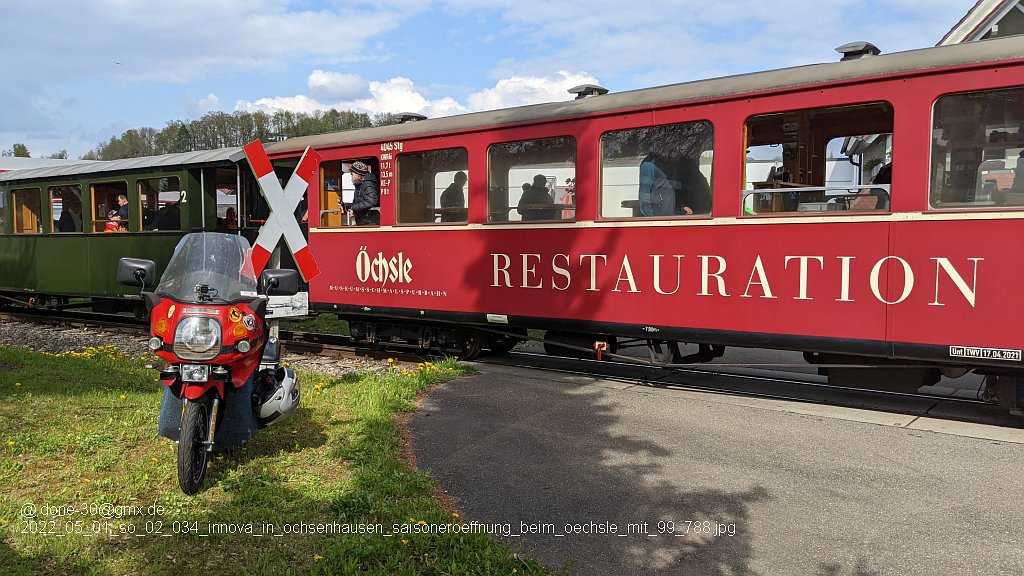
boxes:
[0,320,387,378]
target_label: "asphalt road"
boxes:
[410,363,1024,575]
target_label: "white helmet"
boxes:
[254,367,299,426]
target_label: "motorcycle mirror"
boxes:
[117,258,157,288]
[259,268,300,297]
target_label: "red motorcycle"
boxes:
[118,232,301,494]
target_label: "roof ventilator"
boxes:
[398,112,427,123]
[835,41,881,61]
[568,84,609,100]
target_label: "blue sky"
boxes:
[1,0,971,158]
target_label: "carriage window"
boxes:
[743,102,893,215]
[600,121,713,218]
[930,87,1024,210]
[397,148,468,224]
[318,158,378,227]
[487,136,576,223]
[90,181,129,232]
[139,177,182,231]
[12,188,41,234]
[50,185,83,233]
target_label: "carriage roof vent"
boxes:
[398,112,427,123]
[568,84,609,100]
[835,41,881,61]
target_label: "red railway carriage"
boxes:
[266,37,1024,412]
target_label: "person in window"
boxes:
[439,171,467,222]
[116,194,129,222]
[57,207,81,232]
[674,157,710,215]
[104,210,123,233]
[638,154,681,216]
[225,207,239,230]
[293,197,308,224]
[517,174,558,221]
[872,162,893,185]
[1012,151,1024,191]
[346,161,380,225]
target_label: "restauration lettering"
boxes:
[489,253,983,307]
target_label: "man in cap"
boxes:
[345,161,380,225]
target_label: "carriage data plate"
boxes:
[181,364,211,382]
[949,346,1022,362]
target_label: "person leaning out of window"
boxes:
[344,161,381,225]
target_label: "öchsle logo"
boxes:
[356,246,413,286]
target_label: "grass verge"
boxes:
[0,345,559,575]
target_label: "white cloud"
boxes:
[466,72,599,110]
[235,95,327,115]
[179,93,221,117]
[308,71,370,101]
[233,70,599,120]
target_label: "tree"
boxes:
[44,150,68,159]
[12,143,29,157]
[81,106,387,160]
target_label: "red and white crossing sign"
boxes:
[243,140,322,281]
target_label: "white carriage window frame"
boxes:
[599,120,715,220]
[741,102,894,216]
[928,86,1024,211]
[486,136,577,224]
[396,147,469,225]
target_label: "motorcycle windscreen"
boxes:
[156,232,258,303]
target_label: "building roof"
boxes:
[939,0,1023,44]
[0,157,97,173]
[0,148,245,183]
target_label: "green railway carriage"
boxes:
[0,148,273,314]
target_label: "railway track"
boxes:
[280,327,1016,426]
[2,309,1016,426]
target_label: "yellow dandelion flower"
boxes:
[388,358,395,364]
[119,394,126,400]
[314,554,323,561]
[15,383,22,387]
[151,457,158,463]
[408,517,415,523]
[452,513,459,518]
[401,539,409,545]
[513,569,518,574]
[7,441,14,446]
[417,520,427,525]
[83,478,91,484]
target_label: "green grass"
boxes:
[0,345,561,575]
[281,313,349,335]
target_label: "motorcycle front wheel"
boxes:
[177,399,211,495]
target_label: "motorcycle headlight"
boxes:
[173,316,222,361]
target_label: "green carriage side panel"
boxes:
[0,147,255,303]
[0,235,45,292]
[86,233,184,297]
[0,233,183,297]
[34,235,93,294]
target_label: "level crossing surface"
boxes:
[410,363,1024,575]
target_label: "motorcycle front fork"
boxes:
[180,394,220,453]
[204,398,220,452]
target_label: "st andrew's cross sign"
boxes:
[243,140,321,282]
